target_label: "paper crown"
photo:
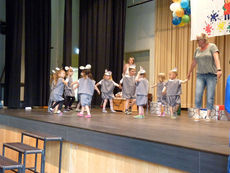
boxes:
[171,67,178,72]
[138,66,146,74]
[158,72,166,77]
[65,66,75,71]
[129,64,136,69]
[85,64,91,70]
[104,69,112,76]
[79,64,91,70]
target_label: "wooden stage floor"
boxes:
[0,108,229,156]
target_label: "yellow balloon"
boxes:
[175,8,184,17]
[178,21,185,27]
[172,0,181,2]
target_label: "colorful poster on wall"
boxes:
[191,0,230,40]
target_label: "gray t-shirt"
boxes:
[78,78,95,96]
[157,82,165,97]
[165,79,182,96]
[194,43,219,74]
[136,78,148,96]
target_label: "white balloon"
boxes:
[172,11,177,17]
[170,2,181,12]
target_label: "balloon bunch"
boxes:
[170,0,191,26]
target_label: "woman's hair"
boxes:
[127,56,135,64]
[196,33,209,43]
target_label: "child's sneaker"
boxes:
[128,107,132,114]
[193,114,200,121]
[85,114,91,118]
[171,112,177,119]
[161,112,165,117]
[49,107,54,112]
[77,112,84,117]
[76,108,81,112]
[205,115,210,121]
[111,109,116,113]
[124,109,129,114]
[133,115,144,119]
[102,109,107,113]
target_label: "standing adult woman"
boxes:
[123,56,136,76]
[187,33,222,121]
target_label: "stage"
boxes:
[0,108,229,173]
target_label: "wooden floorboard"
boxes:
[0,108,229,156]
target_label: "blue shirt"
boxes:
[225,75,230,113]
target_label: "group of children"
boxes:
[48,64,187,119]
[153,68,187,119]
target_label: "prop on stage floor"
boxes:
[188,105,228,121]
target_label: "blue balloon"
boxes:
[172,16,182,25]
[184,7,191,15]
[181,0,189,9]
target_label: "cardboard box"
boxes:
[113,98,137,112]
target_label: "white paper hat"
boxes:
[129,64,136,70]
[138,66,146,74]
[65,66,69,71]
[158,72,166,77]
[55,67,60,71]
[79,66,85,70]
[104,69,112,76]
[171,67,178,72]
[85,64,91,70]
[52,70,56,74]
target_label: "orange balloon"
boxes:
[172,0,181,2]
[175,8,184,17]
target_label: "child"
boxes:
[120,65,136,114]
[75,71,84,112]
[76,64,100,118]
[96,70,119,113]
[134,67,149,119]
[50,69,67,114]
[162,68,187,119]
[48,69,57,112]
[152,73,167,116]
[64,66,76,111]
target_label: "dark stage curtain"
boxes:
[24,0,51,106]
[63,0,72,67]
[79,0,127,105]
[4,0,23,108]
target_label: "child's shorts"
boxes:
[80,94,92,106]
[101,92,114,100]
[136,95,147,106]
[167,95,180,107]
[157,96,167,105]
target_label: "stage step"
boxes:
[0,155,24,172]
[21,131,63,173]
[3,142,44,173]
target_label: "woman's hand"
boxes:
[217,70,222,79]
[187,73,191,80]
